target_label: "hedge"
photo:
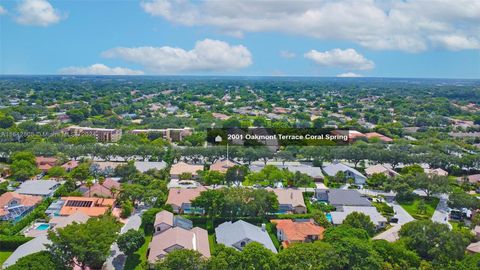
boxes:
[0,235,33,251]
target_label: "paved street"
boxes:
[103,211,143,270]
[431,194,452,229]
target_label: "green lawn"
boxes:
[399,196,439,220]
[124,229,152,270]
[208,234,216,254]
[0,251,13,266]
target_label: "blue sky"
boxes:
[0,0,479,78]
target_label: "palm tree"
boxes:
[85,180,94,197]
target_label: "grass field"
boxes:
[124,229,152,270]
[399,196,439,220]
[0,251,13,266]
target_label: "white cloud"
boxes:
[337,72,363,78]
[429,35,480,51]
[280,50,296,59]
[305,48,374,70]
[15,0,64,26]
[0,6,7,15]
[59,64,144,75]
[102,39,252,73]
[139,0,480,52]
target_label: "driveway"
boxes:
[373,201,414,242]
[103,211,144,270]
[431,194,452,229]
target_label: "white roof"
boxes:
[330,206,387,225]
[134,161,167,173]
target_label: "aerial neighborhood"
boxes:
[0,77,479,270]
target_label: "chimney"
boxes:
[261,223,266,231]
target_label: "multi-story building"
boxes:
[62,126,122,142]
[130,127,193,142]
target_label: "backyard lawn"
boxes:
[124,229,152,270]
[0,251,12,266]
[399,196,439,220]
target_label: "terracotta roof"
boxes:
[59,197,115,217]
[166,187,206,208]
[266,188,306,208]
[35,156,58,166]
[148,226,210,262]
[271,219,324,245]
[79,179,120,198]
[0,192,42,216]
[364,132,393,142]
[210,159,237,173]
[170,162,203,176]
[61,160,79,170]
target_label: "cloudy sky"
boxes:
[0,0,479,78]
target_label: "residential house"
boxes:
[212,113,230,120]
[331,130,366,142]
[0,192,42,221]
[170,162,203,179]
[459,174,480,184]
[3,212,90,268]
[61,160,79,172]
[424,168,449,176]
[91,161,125,176]
[35,156,58,172]
[134,161,167,173]
[78,178,120,198]
[314,189,372,208]
[59,197,115,217]
[365,164,399,178]
[16,180,61,198]
[166,186,207,214]
[364,132,393,143]
[250,161,324,181]
[330,206,388,229]
[323,162,367,185]
[153,210,193,235]
[210,159,238,174]
[271,219,324,248]
[215,220,277,253]
[148,210,210,263]
[466,241,480,254]
[266,188,306,214]
[62,126,122,142]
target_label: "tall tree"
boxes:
[47,216,121,270]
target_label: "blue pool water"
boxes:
[35,224,50,230]
[326,213,333,223]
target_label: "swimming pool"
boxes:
[35,223,50,230]
[326,213,333,223]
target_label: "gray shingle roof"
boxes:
[322,163,365,178]
[315,189,372,206]
[215,220,277,253]
[16,180,60,196]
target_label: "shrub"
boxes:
[0,235,33,250]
